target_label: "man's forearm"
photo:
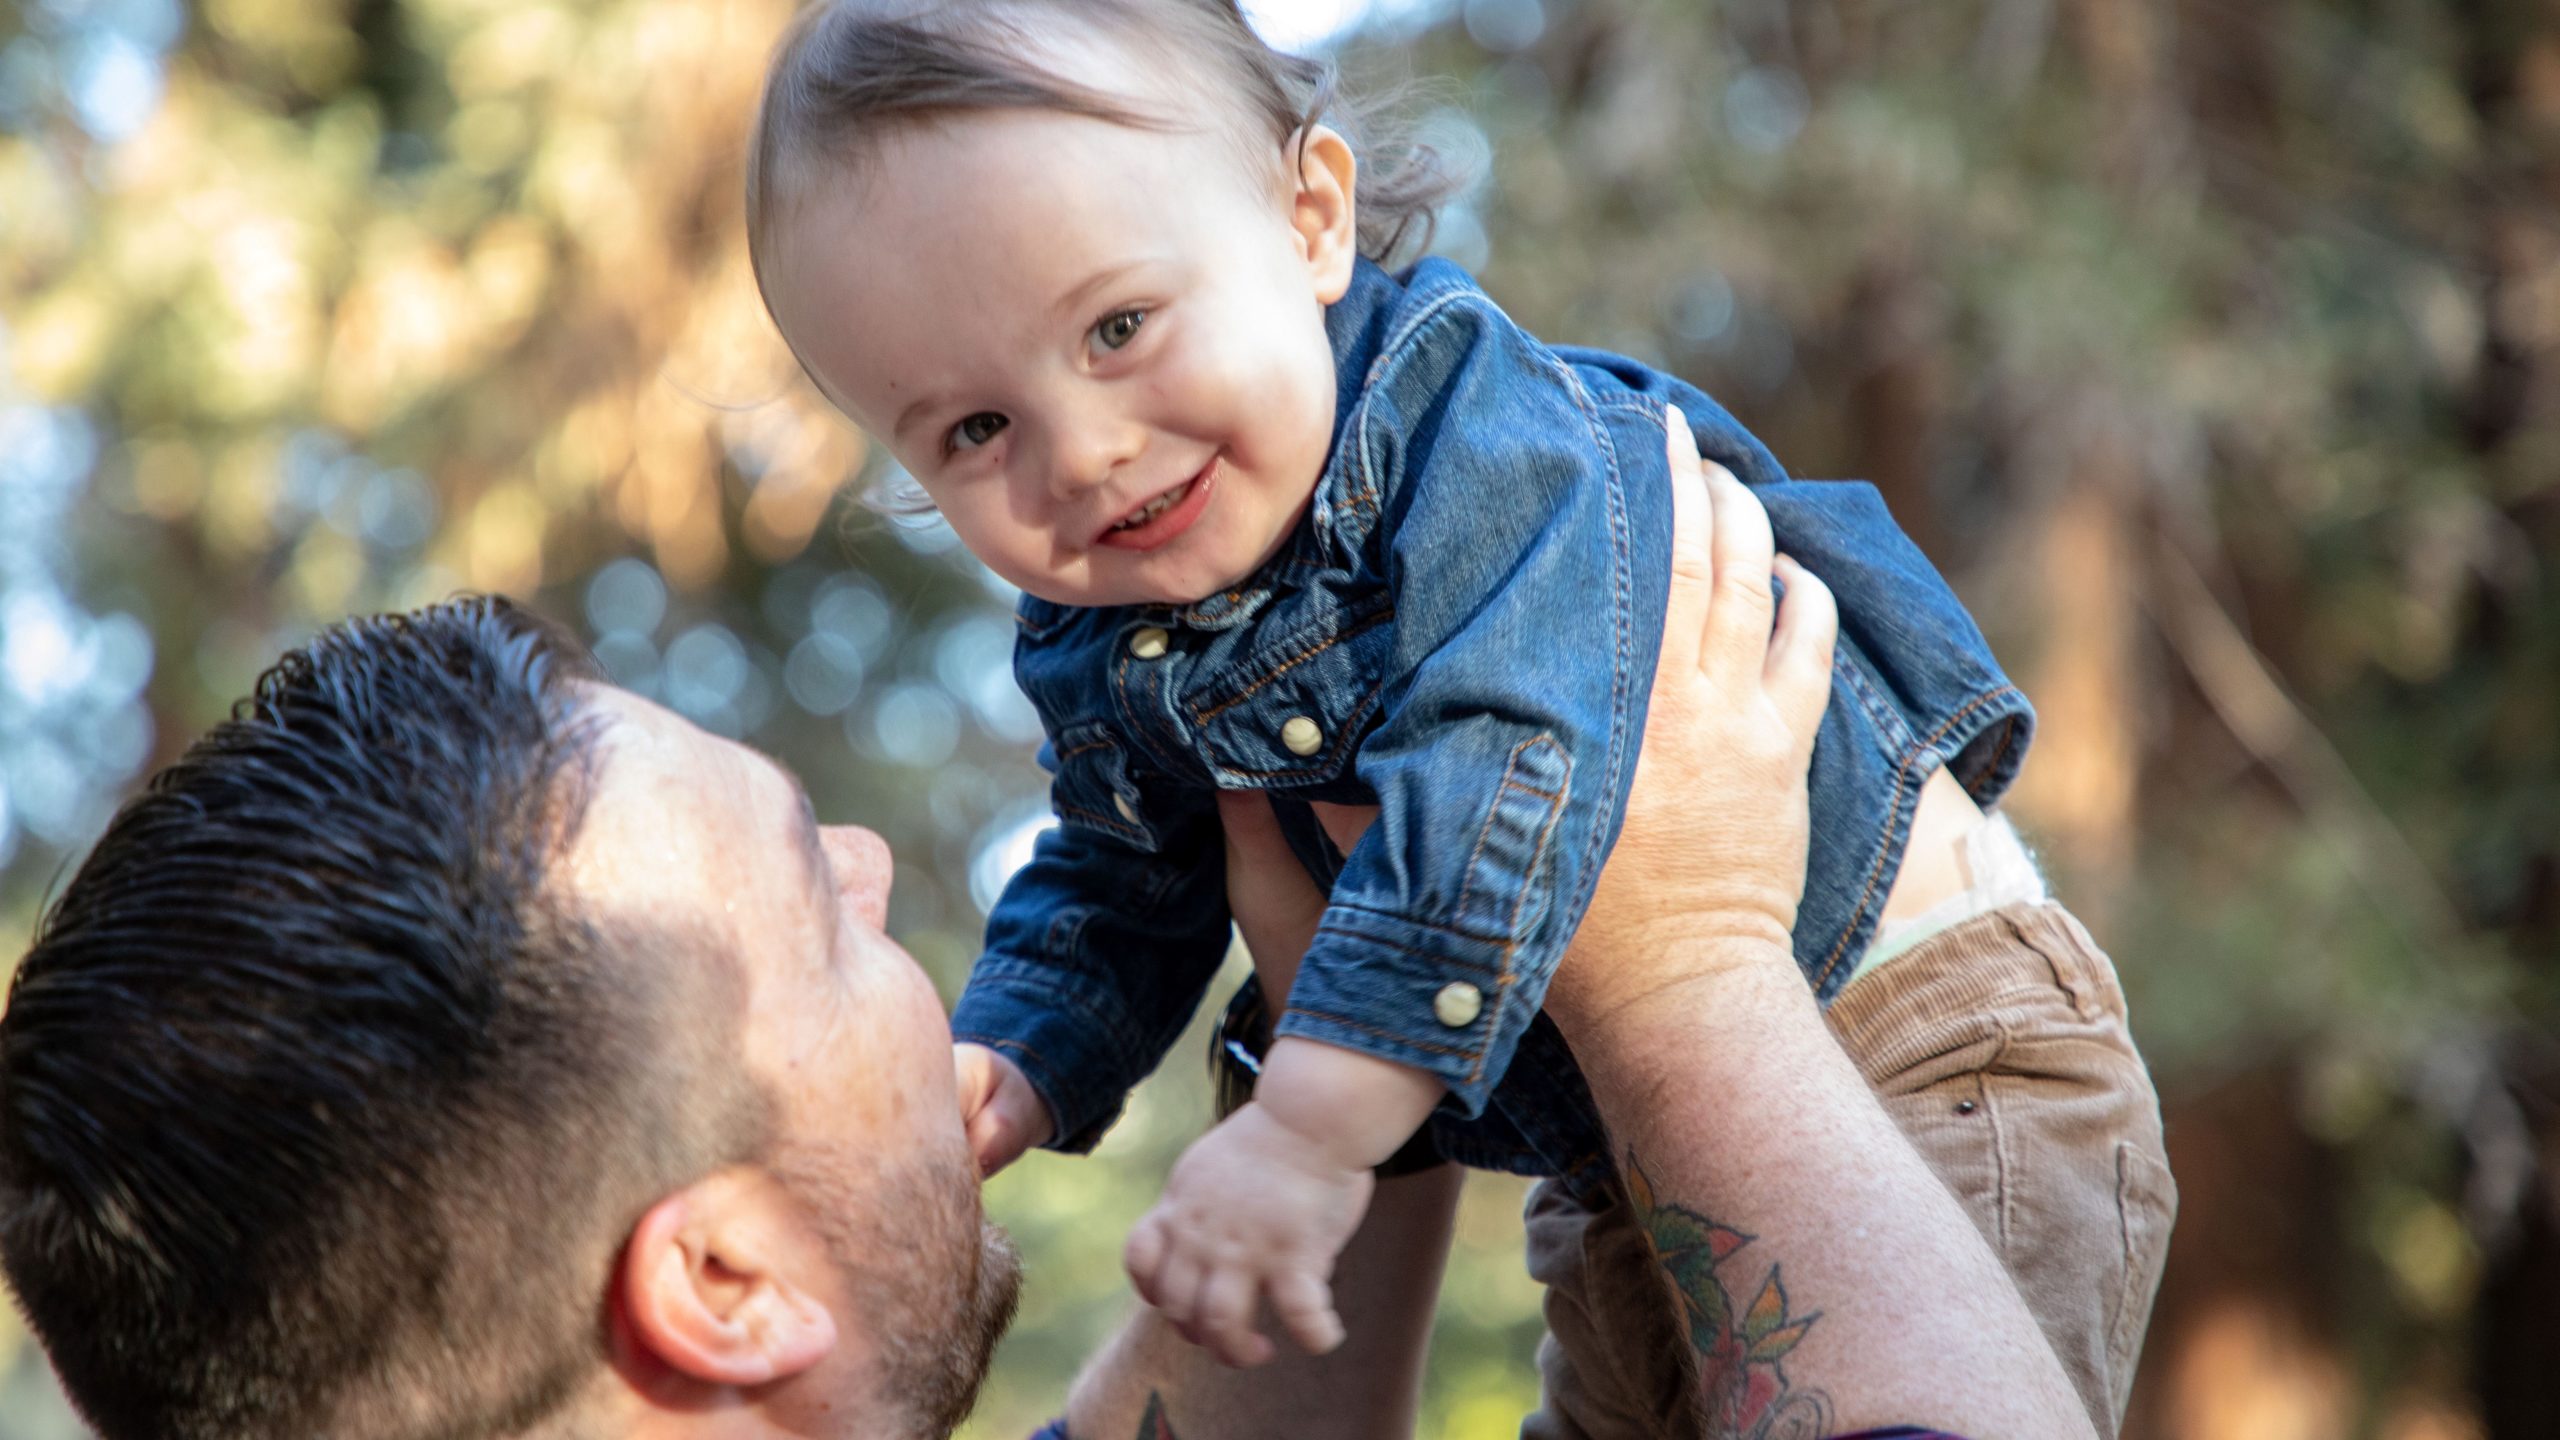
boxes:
[1569,946,2097,1440]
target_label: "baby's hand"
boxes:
[1123,1101,1375,1367]
[954,1042,1053,1177]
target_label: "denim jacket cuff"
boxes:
[951,960,1130,1154]
[1271,902,1527,1118]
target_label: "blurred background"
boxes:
[0,0,2553,1435]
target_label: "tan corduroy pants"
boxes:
[1519,902,2177,1440]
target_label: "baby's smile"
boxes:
[1096,455,1221,552]
[759,65,1359,609]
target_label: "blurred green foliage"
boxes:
[3,0,2555,1436]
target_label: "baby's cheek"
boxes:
[943,500,1070,597]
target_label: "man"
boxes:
[0,427,2090,1438]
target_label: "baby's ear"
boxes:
[1289,124,1360,304]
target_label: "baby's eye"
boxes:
[948,412,1008,452]
[1093,308,1147,353]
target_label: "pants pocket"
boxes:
[1837,958,2173,1437]
[2108,1138,2179,1422]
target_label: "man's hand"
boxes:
[954,1041,1054,1178]
[1554,406,1839,1040]
[1123,1100,1376,1369]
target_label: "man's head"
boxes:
[0,597,1017,1439]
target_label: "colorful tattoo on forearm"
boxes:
[1625,1150,1835,1439]
[1136,1391,1177,1440]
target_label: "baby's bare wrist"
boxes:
[1254,1038,1444,1171]
[1239,1097,1376,1176]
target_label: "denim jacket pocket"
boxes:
[1049,723,1159,852]
[1186,601,1395,787]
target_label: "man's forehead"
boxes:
[560,688,772,894]
[562,687,858,1083]
[564,685,831,926]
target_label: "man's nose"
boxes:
[818,824,894,930]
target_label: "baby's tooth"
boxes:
[1113,477,1191,531]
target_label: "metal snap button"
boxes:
[1433,981,1483,1028]
[1280,715,1323,756]
[1128,626,1170,660]
[1113,793,1140,824]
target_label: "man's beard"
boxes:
[774,1135,1022,1438]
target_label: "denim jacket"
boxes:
[950,257,2032,1194]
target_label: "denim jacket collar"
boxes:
[1166,256,1445,631]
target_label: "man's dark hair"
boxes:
[0,597,763,1440]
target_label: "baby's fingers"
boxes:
[1270,1267,1346,1356]
[1195,1268,1273,1368]
[964,1109,1009,1178]
[1152,1248,1206,1337]
[1124,1216,1168,1304]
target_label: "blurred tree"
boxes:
[1397,1,2556,1433]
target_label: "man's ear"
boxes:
[1288,124,1360,305]
[617,1171,839,1388]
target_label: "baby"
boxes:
[745,0,2172,1430]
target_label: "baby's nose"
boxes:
[1048,416,1146,500]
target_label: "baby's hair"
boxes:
[746,0,1469,310]
[746,0,1470,521]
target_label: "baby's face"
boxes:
[764,104,1354,608]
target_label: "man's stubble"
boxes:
[776,1136,1022,1437]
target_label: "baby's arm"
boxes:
[1070,1163,1460,1440]
[951,766,1236,1173]
[1123,1035,1442,1366]
[1124,796,1431,1368]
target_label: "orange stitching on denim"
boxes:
[1179,586,1250,626]
[1977,714,2022,792]
[1324,898,1522,946]
[1201,688,1382,779]
[1478,747,1572,1087]
[1280,1008,1481,1059]
[1305,924,1509,977]
[1443,736,1572,1088]
[1055,803,1144,843]
[1190,603,1394,724]
[1450,737,1552,943]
